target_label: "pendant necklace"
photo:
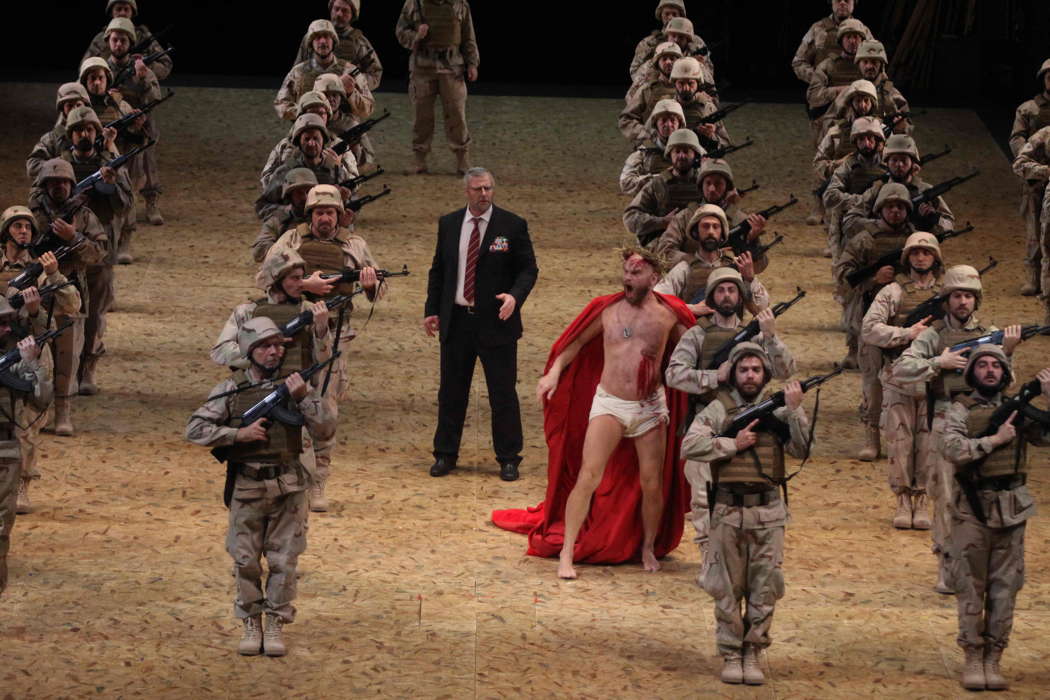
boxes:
[618,305,635,338]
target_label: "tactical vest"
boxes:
[680,99,712,132]
[696,317,739,369]
[296,227,355,298]
[845,158,886,194]
[223,371,303,464]
[891,275,940,327]
[0,262,26,289]
[826,55,861,88]
[712,390,786,484]
[660,170,701,212]
[875,80,900,118]
[958,395,1027,478]
[816,18,840,66]
[335,28,365,65]
[1034,98,1050,134]
[61,151,115,225]
[88,94,123,124]
[930,320,988,400]
[638,143,671,177]
[646,81,676,107]
[253,300,313,375]
[682,257,734,304]
[422,0,462,49]
[830,120,855,161]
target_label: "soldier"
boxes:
[29,160,108,436]
[262,185,385,506]
[313,73,376,169]
[26,84,90,183]
[0,207,81,513]
[842,134,954,239]
[820,115,885,261]
[852,40,910,129]
[619,42,683,146]
[395,0,479,176]
[186,318,331,656]
[792,0,871,87]
[835,184,917,457]
[294,0,383,91]
[260,91,358,189]
[942,347,1050,691]
[275,19,376,125]
[83,0,173,82]
[252,169,319,264]
[1012,125,1050,317]
[670,57,730,152]
[681,342,810,685]
[655,164,769,272]
[0,299,53,598]
[102,17,165,227]
[620,98,686,196]
[861,232,944,528]
[630,3,713,85]
[666,269,794,567]
[623,129,704,247]
[806,18,867,137]
[894,265,1022,593]
[814,80,879,180]
[1008,59,1050,297]
[256,113,356,222]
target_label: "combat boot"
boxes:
[742,645,765,685]
[53,398,74,436]
[911,491,931,530]
[839,337,859,370]
[1019,267,1039,296]
[720,652,744,684]
[961,646,985,691]
[15,477,32,514]
[934,553,954,595]
[263,614,287,657]
[145,194,164,225]
[857,426,880,461]
[310,480,329,512]
[238,615,262,655]
[405,152,428,175]
[79,358,99,395]
[892,492,911,529]
[805,193,824,226]
[454,150,470,177]
[984,647,1007,690]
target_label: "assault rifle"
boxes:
[127,25,172,58]
[347,185,391,212]
[71,140,157,199]
[753,232,784,258]
[278,290,364,337]
[695,101,747,125]
[881,109,926,139]
[956,377,1047,523]
[112,46,175,90]
[902,257,997,327]
[814,145,952,199]
[8,280,75,310]
[339,167,384,191]
[102,90,174,134]
[724,195,799,256]
[946,325,1050,356]
[715,366,844,441]
[845,223,975,288]
[332,110,391,154]
[705,288,806,370]
[9,240,86,290]
[348,48,376,78]
[736,180,760,197]
[0,320,74,393]
[319,264,410,286]
[911,170,980,210]
[704,137,754,160]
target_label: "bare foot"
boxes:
[642,548,661,573]
[557,556,577,579]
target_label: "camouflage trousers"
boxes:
[879,381,930,495]
[926,406,952,554]
[82,265,114,368]
[312,348,348,485]
[1022,185,1045,274]
[683,460,711,552]
[409,70,470,156]
[15,345,53,483]
[0,455,19,596]
[703,498,786,657]
[1040,185,1050,307]
[857,339,883,427]
[226,485,308,623]
[951,515,1026,651]
[53,312,84,399]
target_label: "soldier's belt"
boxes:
[976,474,1025,491]
[715,485,779,507]
[236,464,291,481]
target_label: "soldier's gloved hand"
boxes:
[937,346,969,371]
[414,23,430,44]
[1038,367,1050,398]
[40,251,59,275]
[21,287,41,316]
[734,419,760,452]
[311,301,329,337]
[874,265,895,285]
[993,410,1018,448]
[285,372,309,401]
[235,418,269,443]
[746,214,766,238]
[907,315,933,340]
[784,381,803,411]
[51,218,76,242]
[1002,325,1022,356]
[757,308,776,337]
[100,166,117,185]
[302,272,335,297]
[17,335,40,364]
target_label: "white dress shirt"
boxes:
[455,206,492,306]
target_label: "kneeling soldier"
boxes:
[186,318,332,657]
[942,346,1050,691]
[681,342,811,686]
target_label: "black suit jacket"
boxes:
[425,204,538,346]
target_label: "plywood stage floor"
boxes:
[0,82,1048,698]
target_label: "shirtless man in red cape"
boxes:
[537,248,690,578]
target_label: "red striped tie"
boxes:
[464,217,481,305]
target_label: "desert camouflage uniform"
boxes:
[843,179,954,239]
[678,93,731,152]
[395,0,479,167]
[806,55,863,143]
[682,387,811,658]
[296,24,382,91]
[822,151,885,261]
[791,14,872,85]
[656,199,769,271]
[1012,125,1050,309]
[259,133,358,192]
[275,57,375,124]
[631,33,711,87]
[655,257,770,310]
[253,205,310,264]
[257,154,356,222]
[105,55,163,209]
[1010,95,1050,293]
[83,24,173,81]
[619,79,677,146]
[620,134,677,196]
[623,166,702,244]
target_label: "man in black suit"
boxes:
[423,167,539,481]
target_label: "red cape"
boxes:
[491,292,695,564]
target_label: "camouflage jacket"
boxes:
[83,23,173,81]
[792,14,872,84]
[274,56,375,122]
[395,0,479,73]
[296,24,383,91]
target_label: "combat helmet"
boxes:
[307,19,339,46]
[727,341,773,376]
[849,116,885,143]
[79,57,114,85]
[106,0,138,16]
[0,206,37,240]
[313,73,347,98]
[282,168,319,200]
[704,266,745,300]
[698,158,735,191]
[842,79,878,106]
[64,106,103,138]
[837,19,866,43]
[104,17,137,42]
[670,57,704,82]
[655,0,687,22]
[35,158,76,188]
[900,231,942,266]
[292,113,329,146]
[645,98,686,130]
[296,90,331,118]
[963,344,1012,389]
[663,128,703,158]
[238,317,284,358]
[855,40,888,65]
[664,17,694,38]
[258,250,307,293]
[305,184,345,214]
[56,82,90,112]
[653,41,684,66]
[883,134,920,161]
[874,182,912,212]
[689,203,729,240]
[329,0,360,19]
[941,264,983,305]
[1037,58,1050,82]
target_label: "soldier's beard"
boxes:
[975,377,1005,398]
[715,300,742,319]
[700,237,721,251]
[675,89,696,102]
[75,138,94,153]
[858,145,877,158]
[736,380,763,400]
